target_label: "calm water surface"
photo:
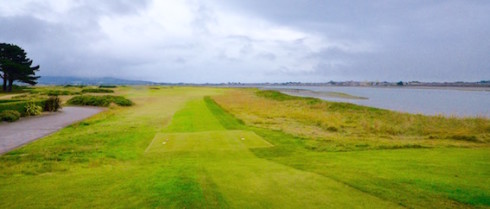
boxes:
[264,86,490,118]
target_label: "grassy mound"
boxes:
[67,95,133,107]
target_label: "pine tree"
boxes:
[0,43,40,92]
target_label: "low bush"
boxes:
[0,100,46,115]
[451,135,480,143]
[44,96,62,112]
[99,85,117,88]
[67,95,133,107]
[326,126,339,132]
[0,100,21,104]
[28,89,81,96]
[25,102,43,116]
[81,88,114,93]
[0,110,21,122]
[64,85,85,88]
[11,94,43,100]
[44,90,80,96]
[110,96,133,106]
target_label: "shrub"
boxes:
[25,102,43,116]
[47,90,71,96]
[99,85,117,88]
[63,85,85,88]
[0,100,46,114]
[451,135,480,143]
[28,89,81,96]
[67,95,133,107]
[11,94,42,100]
[68,96,107,107]
[0,110,21,122]
[44,96,62,112]
[109,96,133,106]
[0,100,21,104]
[81,88,114,93]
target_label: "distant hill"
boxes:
[38,76,155,85]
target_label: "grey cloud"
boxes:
[217,0,490,81]
[0,16,48,43]
[1,0,489,82]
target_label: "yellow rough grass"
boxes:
[212,89,489,150]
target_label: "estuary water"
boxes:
[263,86,490,118]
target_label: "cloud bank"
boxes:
[1,0,489,82]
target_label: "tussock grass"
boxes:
[212,89,489,151]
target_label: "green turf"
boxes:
[0,86,488,208]
[163,99,226,132]
[146,130,272,153]
[150,96,400,208]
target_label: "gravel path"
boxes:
[0,106,104,154]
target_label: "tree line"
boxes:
[0,43,40,92]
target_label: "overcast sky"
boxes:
[1,0,489,83]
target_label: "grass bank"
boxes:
[0,86,488,208]
[212,89,489,151]
[207,93,490,208]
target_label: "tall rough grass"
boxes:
[212,89,489,151]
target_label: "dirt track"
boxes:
[0,106,103,154]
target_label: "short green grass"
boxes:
[146,97,400,208]
[0,86,488,208]
[146,130,272,153]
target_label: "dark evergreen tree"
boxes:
[0,43,40,92]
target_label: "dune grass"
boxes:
[275,89,368,100]
[212,89,489,151]
[0,86,488,208]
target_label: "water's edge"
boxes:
[261,86,489,118]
